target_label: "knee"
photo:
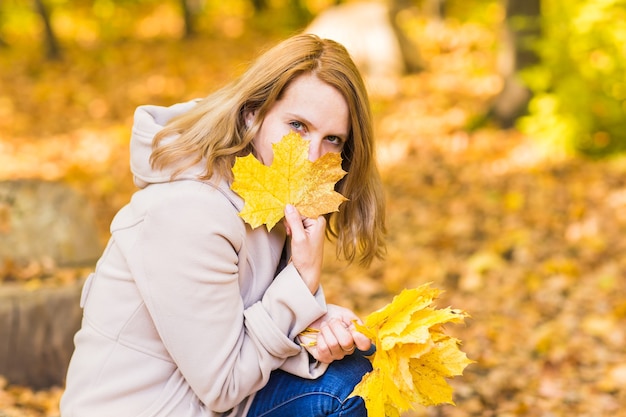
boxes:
[348,352,374,380]
[326,353,373,397]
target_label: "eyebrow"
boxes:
[286,112,349,141]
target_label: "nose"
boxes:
[308,138,322,162]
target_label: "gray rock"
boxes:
[0,279,83,389]
[0,179,102,267]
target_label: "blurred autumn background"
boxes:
[1,0,626,415]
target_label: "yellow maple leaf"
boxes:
[350,283,474,416]
[351,367,413,417]
[379,307,466,350]
[409,334,471,406]
[363,285,442,334]
[231,131,347,230]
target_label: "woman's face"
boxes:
[250,73,349,165]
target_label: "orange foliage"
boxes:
[1,10,625,417]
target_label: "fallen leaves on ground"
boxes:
[0,377,62,417]
[1,16,626,417]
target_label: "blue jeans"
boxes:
[246,353,372,416]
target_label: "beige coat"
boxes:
[60,102,328,417]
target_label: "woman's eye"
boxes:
[289,121,304,131]
[326,136,343,145]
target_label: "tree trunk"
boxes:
[0,4,6,47]
[180,0,196,38]
[251,0,268,12]
[33,0,61,60]
[423,0,446,21]
[388,0,424,73]
[489,0,541,128]
[0,280,84,389]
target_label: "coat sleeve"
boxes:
[123,184,326,413]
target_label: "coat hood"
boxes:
[130,100,203,188]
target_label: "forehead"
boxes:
[275,74,350,132]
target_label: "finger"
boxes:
[319,322,345,358]
[302,215,325,232]
[335,316,366,351]
[283,217,292,236]
[284,204,304,235]
[311,216,327,237]
[314,328,334,363]
[351,328,372,352]
[346,321,372,352]
[328,319,356,352]
[322,319,356,358]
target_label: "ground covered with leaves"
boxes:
[1,17,626,417]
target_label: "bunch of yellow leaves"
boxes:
[349,283,474,416]
[231,131,347,230]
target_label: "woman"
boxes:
[61,33,386,417]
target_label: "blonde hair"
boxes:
[151,33,386,265]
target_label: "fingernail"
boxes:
[285,204,295,214]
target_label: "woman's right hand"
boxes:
[299,304,372,364]
[283,204,325,294]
